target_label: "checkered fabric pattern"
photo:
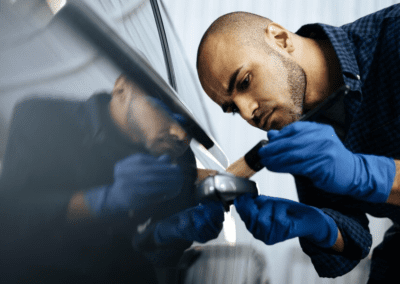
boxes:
[294,4,400,279]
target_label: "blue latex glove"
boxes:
[84,154,184,218]
[259,121,396,203]
[152,201,225,246]
[234,194,338,248]
[131,201,224,267]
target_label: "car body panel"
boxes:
[0,0,229,169]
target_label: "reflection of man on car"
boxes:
[111,74,190,159]
[0,74,224,283]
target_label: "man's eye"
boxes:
[222,103,239,115]
[239,75,250,91]
[231,104,239,115]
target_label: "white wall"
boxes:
[162,1,399,283]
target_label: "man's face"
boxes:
[110,77,191,158]
[126,95,190,158]
[199,35,306,131]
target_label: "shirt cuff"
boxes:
[299,208,372,278]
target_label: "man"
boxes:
[0,74,224,283]
[197,4,400,283]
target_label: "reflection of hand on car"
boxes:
[83,153,184,219]
[133,201,225,249]
[154,200,224,244]
[131,201,224,267]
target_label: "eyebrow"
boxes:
[227,66,243,95]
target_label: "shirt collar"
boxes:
[296,23,362,93]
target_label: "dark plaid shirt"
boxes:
[294,4,400,280]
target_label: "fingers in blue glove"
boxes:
[234,194,283,244]
[266,129,279,141]
[260,121,395,203]
[114,154,183,195]
[234,194,261,234]
[260,121,342,179]
[85,154,184,218]
[154,201,225,245]
[234,194,338,248]
[157,154,172,163]
[194,201,225,242]
[261,122,334,169]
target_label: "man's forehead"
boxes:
[200,36,263,100]
[200,37,243,93]
[199,72,225,105]
[205,33,244,60]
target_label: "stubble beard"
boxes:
[276,49,307,129]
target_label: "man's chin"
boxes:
[269,115,301,131]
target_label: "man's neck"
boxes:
[295,36,344,111]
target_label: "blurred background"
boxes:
[1,0,399,283]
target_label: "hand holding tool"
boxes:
[196,173,259,211]
[259,121,395,203]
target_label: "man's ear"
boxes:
[109,82,132,134]
[112,76,127,99]
[265,22,295,54]
[112,75,135,107]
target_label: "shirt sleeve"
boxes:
[295,176,372,278]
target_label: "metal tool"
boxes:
[196,173,259,211]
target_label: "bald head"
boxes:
[196,12,272,71]
[196,12,311,131]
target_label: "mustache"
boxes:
[252,105,272,126]
[253,104,303,130]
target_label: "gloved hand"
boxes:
[259,121,396,203]
[131,201,224,267]
[147,201,225,247]
[234,194,338,248]
[84,154,184,218]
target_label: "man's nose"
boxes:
[234,96,258,121]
